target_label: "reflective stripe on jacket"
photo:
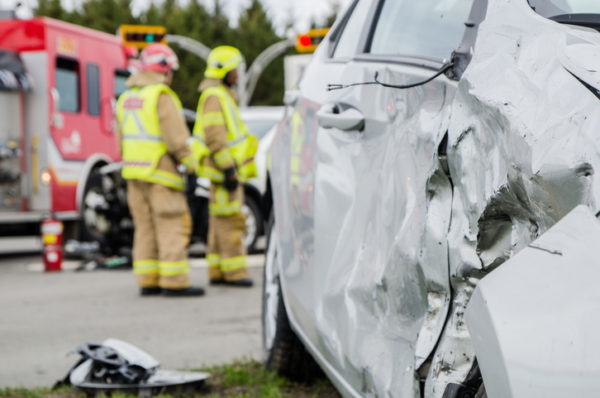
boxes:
[116,84,185,191]
[209,184,242,216]
[193,85,258,183]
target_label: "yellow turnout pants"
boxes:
[127,179,192,289]
[207,183,249,282]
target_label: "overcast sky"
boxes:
[5,0,352,35]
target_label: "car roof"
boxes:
[239,106,285,121]
[183,106,285,124]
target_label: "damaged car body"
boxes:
[262,0,600,397]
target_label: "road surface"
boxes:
[0,251,265,388]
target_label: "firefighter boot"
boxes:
[162,286,206,297]
[211,277,254,287]
[140,287,162,296]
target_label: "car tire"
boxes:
[242,195,262,252]
[262,214,321,382]
[79,168,110,242]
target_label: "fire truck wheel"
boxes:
[62,221,79,241]
[80,169,111,242]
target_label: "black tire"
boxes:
[242,194,262,252]
[79,167,132,254]
[262,213,321,382]
[79,169,108,242]
[62,220,79,241]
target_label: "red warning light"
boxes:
[295,28,329,53]
[299,35,312,47]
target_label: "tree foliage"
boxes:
[35,0,294,109]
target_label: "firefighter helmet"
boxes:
[140,43,179,74]
[205,46,243,80]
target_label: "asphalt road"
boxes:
[0,251,265,389]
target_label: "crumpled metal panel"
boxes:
[271,61,455,397]
[467,205,600,398]
[310,78,454,397]
[428,0,600,395]
[269,0,600,396]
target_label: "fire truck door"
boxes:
[0,49,32,212]
[21,51,51,212]
[0,91,24,211]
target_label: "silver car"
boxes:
[262,0,600,397]
[239,106,284,250]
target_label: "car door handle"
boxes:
[317,104,364,131]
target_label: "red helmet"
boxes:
[140,43,179,74]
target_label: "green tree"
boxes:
[161,0,213,109]
[34,0,288,108]
[78,0,138,34]
[139,3,161,26]
[326,1,344,27]
[36,0,77,23]
[233,0,285,105]
[208,0,234,45]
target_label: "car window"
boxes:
[86,63,100,116]
[114,69,129,99]
[369,0,474,61]
[529,0,600,17]
[56,57,80,113]
[332,0,373,59]
[244,120,278,140]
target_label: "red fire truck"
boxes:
[0,16,132,241]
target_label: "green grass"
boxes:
[0,360,340,398]
[0,386,78,398]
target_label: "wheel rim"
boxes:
[263,224,280,353]
[242,202,257,248]
[82,188,111,239]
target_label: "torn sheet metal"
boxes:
[60,339,209,395]
[430,0,600,395]
[268,0,600,397]
[466,206,600,397]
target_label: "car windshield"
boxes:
[244,120,278,140]
[529,0,600,18]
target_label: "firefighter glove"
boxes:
[179,155,199,174]
[223,167,239,192]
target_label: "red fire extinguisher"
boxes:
[41,216,64,272]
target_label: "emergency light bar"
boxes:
[295,28,330,53]
[119,25,167,49]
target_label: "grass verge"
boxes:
[0,359,340,398]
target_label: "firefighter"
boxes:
[116,43,204,297]
[193,45,257,287]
